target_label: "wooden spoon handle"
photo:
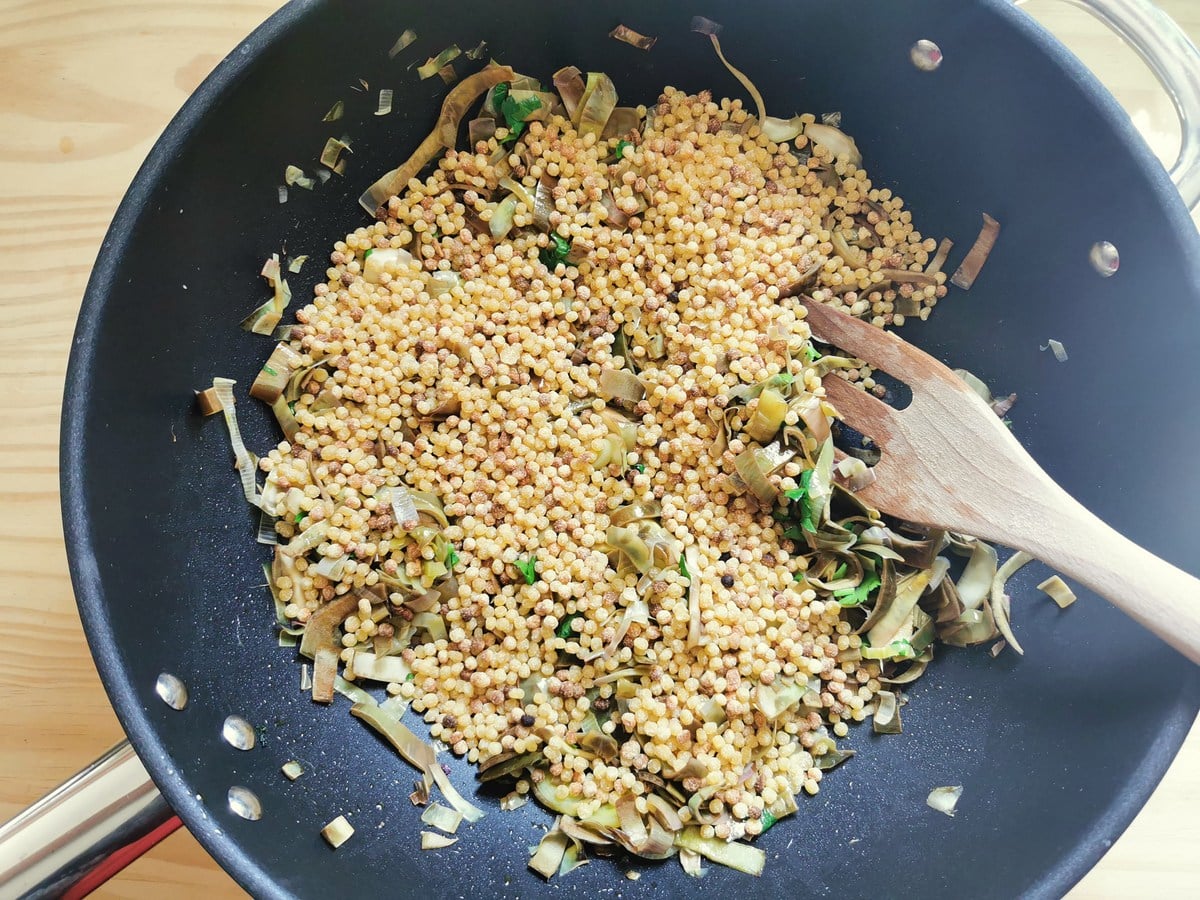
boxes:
[1019,493,1200,665]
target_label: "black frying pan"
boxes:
[49,0,1200,896]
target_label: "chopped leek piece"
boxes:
[1041,338,1069,362]
[421,831,458,849]
[320,137,352,174]
[926,785,963,817]
[388,29,417,59]
[465,40,487,60]
[418,45,461,80]
[375,88,394,117]
[609,25,657,51]
[1038,575,1076,608]
[421,802,464,834]
[281,760,304,780]
[529,827,570,878]
[951,213,1000,290]
[285,165,316,190]
[674,827,764,876]
[195,387,222,416]
[211,378,262,507]
[321,815,354,848]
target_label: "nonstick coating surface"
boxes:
[62,1,1200,897]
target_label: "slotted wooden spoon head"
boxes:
[800,296,1032,540]
[799,297,1200,664]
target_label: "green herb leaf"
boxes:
[445,546,460,569]
[782,469,818,532]
[634,463,646,473]
[294,512,306,524]
[262,364,278,377]
[834,570,880,607]
[804,344,822,363]
[539,232,571,270]
[556,614,581,639]
[678,554,690,579]
[615,139,633,160]
[494,82,542,146]
[760,810,778,833]
[364,248,374,260]
[515,554,538,584]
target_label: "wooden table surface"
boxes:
[1,1,1197,897]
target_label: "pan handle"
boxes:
[0,740,178,898]
[1024,0,1200,210]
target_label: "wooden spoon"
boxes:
[799,297,1200,664]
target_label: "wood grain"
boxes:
[0,1,1194,897]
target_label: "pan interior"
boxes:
[62,1,1200,897]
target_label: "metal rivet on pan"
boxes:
[227,786,262,821]
[222,715,257,751]
[910,39,943,71]
[155,673,189,710]
[1089,241,1120,276]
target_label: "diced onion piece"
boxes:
[375,89,394,117]
[951,213,1000,289]
[1038,575,1076,608]
[281,760,304,780]
[926,785,963,817]
[421,831,457,849]
[322,815,354,848]
[388,29,416,58]
[421,802,464,834]
[277,185,288,204]
[803,123,862,166]
[195,387,222,416]
[388,483,420,529]
[609,25,657,50]
[322,100,344,123]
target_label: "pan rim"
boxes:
[59,1,1199,897]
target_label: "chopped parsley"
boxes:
[760,810,778,833]
[804,344,822,363]
[678,553,690,579]
[294,512,306,524]
[539,232,571,270]
[444,545,459,569]
[494,82,542,146]
[834,570,880,607]
[783,469,817,533]
[634,463,646,473]
[556,614,582,639]
[515,554,538,584]
[615,139,633,160]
